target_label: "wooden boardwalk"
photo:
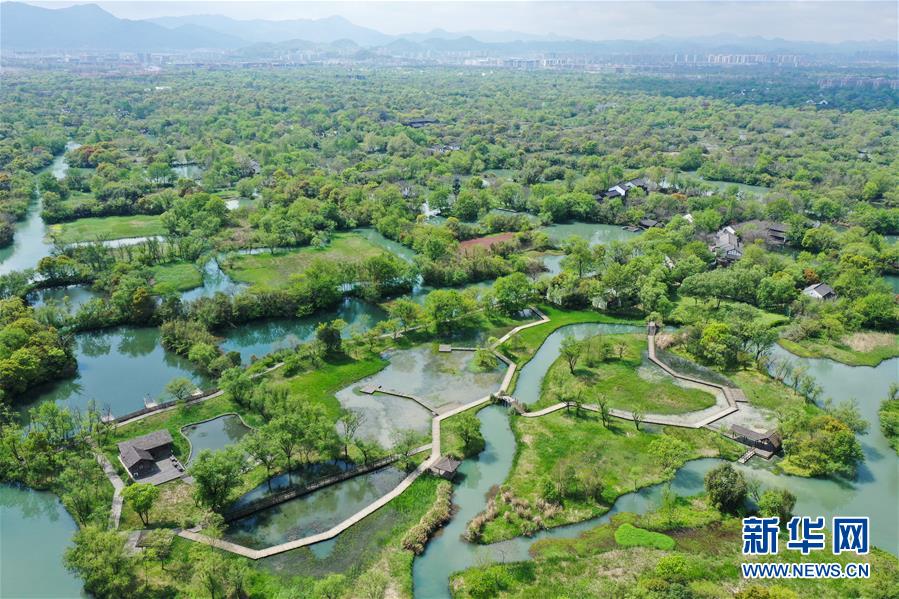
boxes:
[178,310,761,559]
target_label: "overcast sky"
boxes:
[29,1,899,42]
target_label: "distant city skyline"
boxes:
[25,1,899,43]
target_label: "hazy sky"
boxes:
[29,1,899,42]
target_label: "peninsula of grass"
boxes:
[150,261,203,293]
[477,409,740,543]
[779,331,899,367]
[271,353,389,422]
[537,333,717,414]
[48,214,167,244]
[221,233,386,287]
[499,305,641,366]
[614,523,675,550]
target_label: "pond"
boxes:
[26,284,102,310]
[182,414,252,462]
[0,484,86,598]
[181,257,247,302]
[335,346,506,447]
[681,170,771,196]
[540,221,639,246]
[220,297,388,363]
[0,143,79,275]
[766,345,898,555]
[223,466,407,550]
[512,322,645,405]
[18,326,209,418]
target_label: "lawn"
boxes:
[779,332,899,367]
[221,233,387,287]
[669,296,789,328]
[272,353,389,422]
[499,305,641,366]
[537,333,718,414]
[477,408,740,543]
[150,261,203,293]
[48,215,167,244]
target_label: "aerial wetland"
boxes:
[0,57,897,599]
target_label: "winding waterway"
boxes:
[0,143,78,275]
[411,345,899,597]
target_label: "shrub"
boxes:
[614,523,676,550]
[402,481,453,554]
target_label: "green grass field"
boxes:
[221,233,387,287]
[478,409,740,543]
[150,262,203,293]
[48,215,167,244]
[538,333,717,414]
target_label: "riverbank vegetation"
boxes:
[470,410,741,543]
[879,384,899,454]
[451,493,898,598]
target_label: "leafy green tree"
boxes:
[218,367,253,407]
[560,335,582,375]
[165,377,196,403]
[189,448,244,513]
[122,482,160,526]
[704,463,747,514]
[453,412,484,457]
[490,272,534,315]
[64,526,138,599]
[757,488,796,524]
[387,298,423,333]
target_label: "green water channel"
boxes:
[0,143,78,275]
[0,484,86,598]
[513,322,646,404]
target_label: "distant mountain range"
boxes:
[1,2,894,56]
[0,3,244,51]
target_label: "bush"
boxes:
[402,481,453,554]
[614,523,676,550]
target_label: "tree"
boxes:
[240,432,280,489]
[757,488,796,524]
[704,463,747,514]
[312,574,346,599]
[596,394,612,428]
[56,457,107,526]
[64,526,137,599]
[218,367,253,407]
[631,409,644,431]
[142,528,174,570]
[649,436,690,476]
[424,289,476,332]
[387,298,423,334]
[190,448,243,512]
[122,482,160,526]
[560,335,582,375]
[337,409,364,462]
[490,272,534,315]
[561,236,594,277]
[316,319,346,354]
[165,377,196,403]
[453,412,484,457]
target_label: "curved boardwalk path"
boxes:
[178,310,751,558]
